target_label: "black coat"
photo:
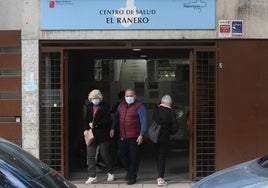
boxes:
[84,101,111,143]
[153,106,179,142]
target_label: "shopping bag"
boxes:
[84,129,94,146]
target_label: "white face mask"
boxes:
[92,98,100,105]
[125,97,134,104]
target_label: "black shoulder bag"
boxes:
[148,108,161,143]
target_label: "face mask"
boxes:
[125,97,134,104]
[92,99,100,105]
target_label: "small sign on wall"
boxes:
[232,20,243,36]
[218,20,243,38]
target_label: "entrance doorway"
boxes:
[68,49,190,182]
[39,40,217,181]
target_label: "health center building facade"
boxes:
[0,0,268,181]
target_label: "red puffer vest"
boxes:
[118,100,143,139]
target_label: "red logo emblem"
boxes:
[49,0,55,8]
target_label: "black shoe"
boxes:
[124,174,130,180]
[127,178,136,185]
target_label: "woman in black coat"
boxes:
[152,95,178,186]
[83,89,114,184]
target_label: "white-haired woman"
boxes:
[83,89,114,184]
[152,94,178,186]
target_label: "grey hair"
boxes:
[88,89,103,102]
[161,95,172,106]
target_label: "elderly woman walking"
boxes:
[152,95,178,186]
[83,89,114,184]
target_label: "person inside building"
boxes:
[110,89,147,185]
[152,94,179,186]
[110,90,125,167]
[83,89,114,184]
[186,110,190,130]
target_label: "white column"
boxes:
[21,39,39,158]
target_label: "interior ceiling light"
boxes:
[132,48,141,51]
[140,54,147,58]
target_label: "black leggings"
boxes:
[156,140,169,178]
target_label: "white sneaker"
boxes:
[107,173,114,181]
[157,178,168,187]
[85,176,97,184]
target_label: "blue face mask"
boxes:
[125,97,134,104]
[92,99,100,105]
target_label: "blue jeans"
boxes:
[118,138,140,179]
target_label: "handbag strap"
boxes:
[155,107,161,124]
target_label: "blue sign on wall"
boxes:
[40,0,215,30]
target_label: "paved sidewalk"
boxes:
[71,141,192,188]
[73,182,191,188]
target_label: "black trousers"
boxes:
[118,138,140,179]
[156,139,170,178]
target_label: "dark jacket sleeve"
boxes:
[152,107,160,124]
[83,105,91,131]
[170,109,179,135]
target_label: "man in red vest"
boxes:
[110,89,147,185]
